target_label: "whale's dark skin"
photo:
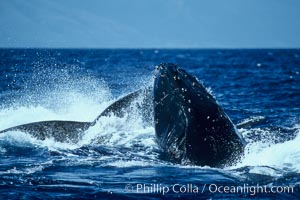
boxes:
[153,63,245,167]
[0,63,245,167]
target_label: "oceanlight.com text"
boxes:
[124,183,294,196]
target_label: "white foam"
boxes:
[0,90,111,130]
[0,106,57,130]
[1,165,45,175]
[233,127,300,173]
[0,130,40,146]
[0,75,113,150]
[79,107,156,148]
[107,160,157,168]
[0,79,157,162]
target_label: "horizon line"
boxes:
[1,47,300,50]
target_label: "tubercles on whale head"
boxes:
[153,63,245,167]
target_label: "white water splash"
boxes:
[232,126,300,174]
[0,75,157,166]
[0,73,299,172]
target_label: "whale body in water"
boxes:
[0,63,245,167]
[153,64,245,167]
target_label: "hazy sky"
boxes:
[1,0,300,48]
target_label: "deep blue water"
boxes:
[0,49,299,199]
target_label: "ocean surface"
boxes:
[0,49,299,199]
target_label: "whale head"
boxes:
[153,63,244,167]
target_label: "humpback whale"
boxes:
[154,64,245,167]
[0,63,245,167]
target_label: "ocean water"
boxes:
[0,49,299,199]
